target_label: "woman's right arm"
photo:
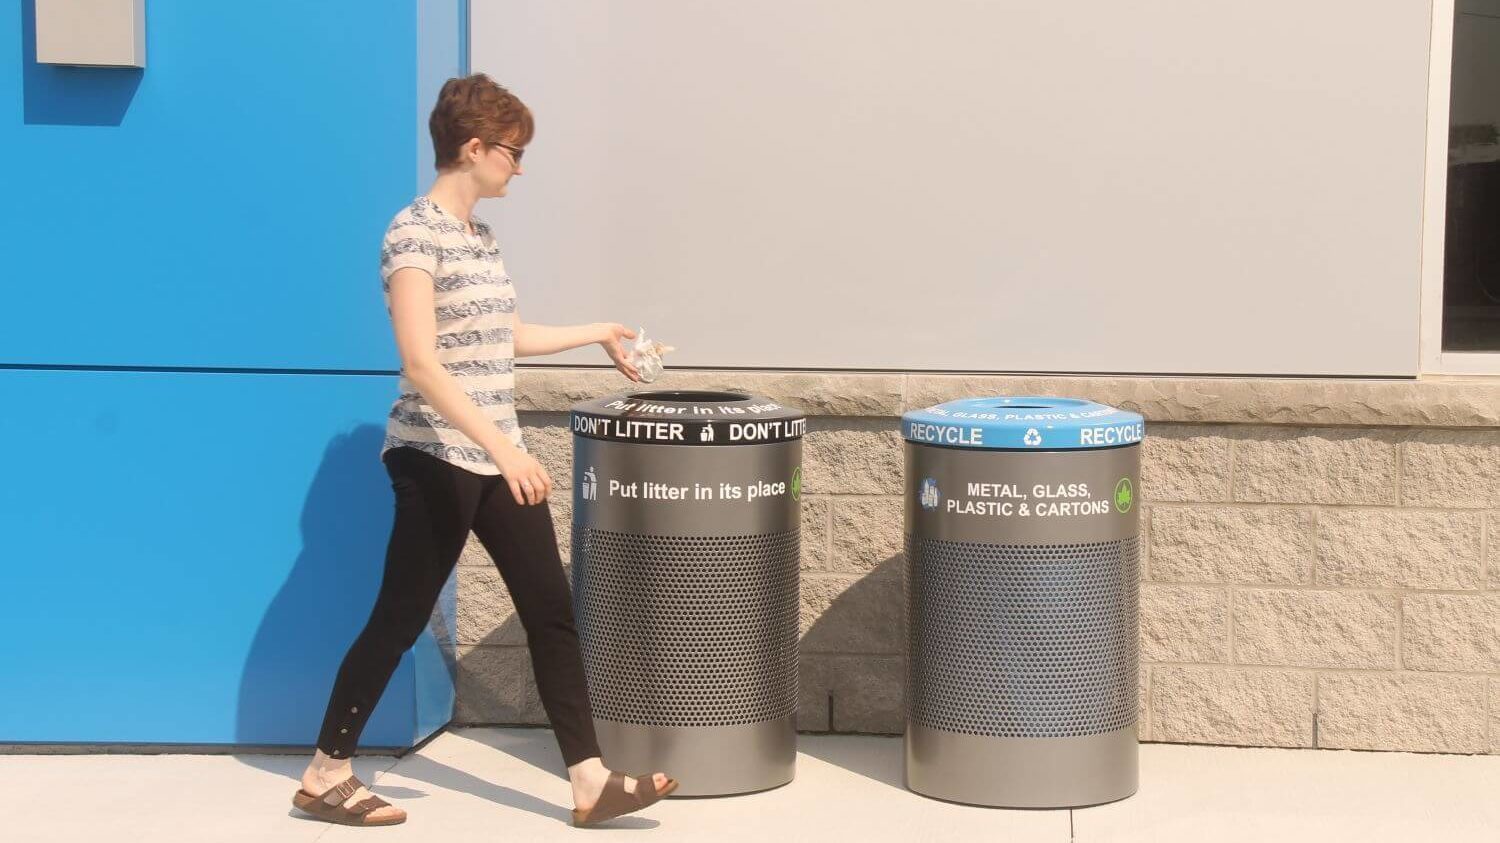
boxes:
[387,266,553,505]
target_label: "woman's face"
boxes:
[469,138,524,198]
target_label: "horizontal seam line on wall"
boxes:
[0,363,400,376]
[1147,501,1491,511]
[1144,740,1490,756]
[1148,663,1497,678]
[1146,582,1487,594]
[515,363,1418,379]
[456,642,907,658]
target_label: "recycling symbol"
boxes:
[1023,428,1043,447]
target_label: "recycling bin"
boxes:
[902,396,1145,808]
[570,390,806,796]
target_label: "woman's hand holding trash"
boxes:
[597,323,642,382]
[626,327,674,383]
[598,323,676,383]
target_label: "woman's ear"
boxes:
[461,137,484,167]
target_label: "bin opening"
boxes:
[630,390,750,403]
[990,397,1090,409]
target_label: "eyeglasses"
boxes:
[490,141,525,165]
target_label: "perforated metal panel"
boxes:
[572,528,800,727]
[904,535,1139,738]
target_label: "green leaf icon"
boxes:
[791,467,803,502]
[1114,478,1134,513]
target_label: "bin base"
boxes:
[905,721,1138,808]
[594,716,796,797]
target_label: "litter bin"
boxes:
[902,396,1145,808]
[570,390,806,796]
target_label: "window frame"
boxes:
[1422,0,1500,374]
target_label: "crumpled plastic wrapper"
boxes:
[629,327,675,383]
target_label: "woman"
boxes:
[292,74,676,828]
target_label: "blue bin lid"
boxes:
[902,396,1145,450]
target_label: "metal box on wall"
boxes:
[35,0,146,67]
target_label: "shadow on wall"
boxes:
[794,554,909,787]
[19,0,143,126]
[395,512,587,825]
[454,553,912,732]
[449,450,575,732]
[235,424,399,751]
[798,555,906,735]
[447,495,910,789]
[230,424,568,823]
[453,537,556,730]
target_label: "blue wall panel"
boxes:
[2,0,466,748]
[0,369,454,746]
[1,1,420,370]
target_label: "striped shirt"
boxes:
[379,196,525,475]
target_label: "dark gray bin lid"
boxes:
[571,390,806,445]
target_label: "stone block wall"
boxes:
[451,370,1500,755]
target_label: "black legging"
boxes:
[316,446,600,765]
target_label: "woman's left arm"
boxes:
[514,310,643,381]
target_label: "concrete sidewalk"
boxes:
[3,728,1498,842]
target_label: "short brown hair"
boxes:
[429,74,534,170]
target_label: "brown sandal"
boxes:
[291,775,406,827]
[571,770,679,827]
